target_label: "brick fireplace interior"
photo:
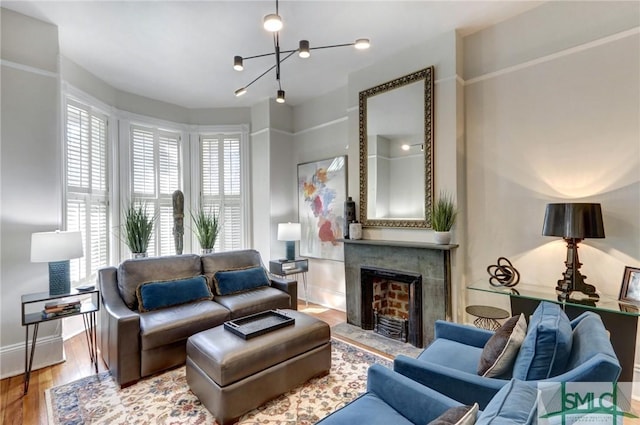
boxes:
[360,266,423,347]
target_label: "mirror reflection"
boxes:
[359,66,434,228]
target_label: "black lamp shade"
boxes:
[542,203,605,239]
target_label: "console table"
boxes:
[21,288,100,394]
[468,282,639,382]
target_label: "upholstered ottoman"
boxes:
[186,309,331,424]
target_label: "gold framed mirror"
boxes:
[358,66,434,228]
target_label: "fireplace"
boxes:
[343,239,455,346]
[361,266,423,347]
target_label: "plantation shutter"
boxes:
[200,135,242,251]
[130,125,182,257]
[65,100,109,284]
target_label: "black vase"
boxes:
[344,197,356,238]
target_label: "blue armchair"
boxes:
[316,365,539,425]
[316,365,462,425]
[394,302,621,409]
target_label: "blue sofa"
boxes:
[316,365,539,425]
[394,302,621,408]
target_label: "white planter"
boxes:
[433,231,451,245]
[349,222,363,240]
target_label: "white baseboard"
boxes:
[303,286,346,312]
[633,364,640,401]
[0,335,64,380]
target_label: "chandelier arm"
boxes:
[309,42,356,51]
[242,52,278,61]
[243,62,279,90]
[242,49,297,90]
[242,42,356,61]
[274,33,281,81]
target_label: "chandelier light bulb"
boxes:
[263,14,283,32]
[235,87,247,97]
[354,38,370,50]
[233,56,244,71]
[276,90,286,103]
[298,40,310,58]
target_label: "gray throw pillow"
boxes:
[477,313,527,377]
[428,403,478,425]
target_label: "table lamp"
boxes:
[542,203,605,301]
[277,222,301,261]
[31,230,84,295]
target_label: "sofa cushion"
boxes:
[428,403,478,425]
[213,266,271,296]
[316,392,415,425]
[418,338,484,374]
[201,249,263,283]
[513,302,573,380]
[117,254,202,309]
[214,286,291,319]
[478,314,527,378]
[475,379,538,425]
[137,275,212,312]
[139,300,230,350]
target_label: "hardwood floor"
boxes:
[0,302,345,425]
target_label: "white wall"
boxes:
[291,31,465,314]
[1,8,66,375]
[463,1,640,306]
[292,87,351,309]
[290,1,639,327]
[0,8,255,378]
[250,98,297,263]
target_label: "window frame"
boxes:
[190,125,250,253]
[62,87,115,285]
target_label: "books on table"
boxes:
[42,299,81,319]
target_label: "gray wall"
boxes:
[1,8,66,376]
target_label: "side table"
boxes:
[21,288,100,394]
[465,305,510,330]
[269,258,309,306]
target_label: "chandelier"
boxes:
[233,0,370,104]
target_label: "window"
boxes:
[130,125,182,257]
[200,134,243,251]
[65,100,109,284]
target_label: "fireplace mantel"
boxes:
[341,239,458,250]
[342,239,457,345]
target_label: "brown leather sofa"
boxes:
[98,249,297,387]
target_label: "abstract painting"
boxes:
[298,156,347,260]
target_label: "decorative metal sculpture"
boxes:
[172,190,184,255]
[487,257,520,287]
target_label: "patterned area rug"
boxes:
[46,339,391,425]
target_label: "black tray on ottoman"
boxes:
[224,310,295,339]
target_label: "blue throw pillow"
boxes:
[476,379,538,424]
[513,301,573,380]
[136,275,212,312]
[213,266,271,296]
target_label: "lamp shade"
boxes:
[277,223,301,241]
[31,230,84,262]
[542,203,605,239]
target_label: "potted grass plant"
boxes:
[123,202,156,258]
[431,191,457,245]
[191,206,221,254]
